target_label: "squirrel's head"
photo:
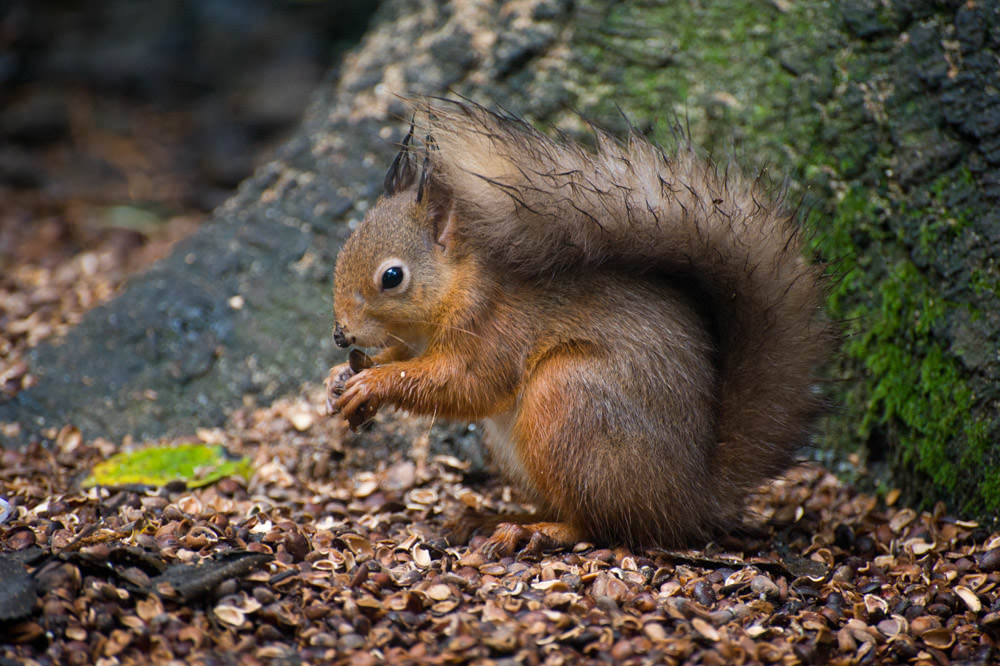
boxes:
[332,124,463,352]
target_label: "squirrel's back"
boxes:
[419,101,834,522]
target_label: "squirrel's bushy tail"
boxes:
[420,100,833,505]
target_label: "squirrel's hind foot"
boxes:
[443,510,537,546]
[479,521,585,559]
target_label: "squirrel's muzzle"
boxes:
[333,323,351,348]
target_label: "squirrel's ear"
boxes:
[384,120,417,195]
[422,180,459,252]
[413,133,459,252]
[434,203,458,252]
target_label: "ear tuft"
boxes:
[383,119,417,195]
[416,133,438,204]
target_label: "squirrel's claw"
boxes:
[479,523,525,559]
[335,370,381,431]
[324,362,355,415]
[479,521,581,560]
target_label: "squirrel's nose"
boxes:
[333,323,351,348]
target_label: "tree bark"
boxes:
[809,0,1000,519]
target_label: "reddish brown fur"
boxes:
[327,99,834,553]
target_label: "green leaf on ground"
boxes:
[82,443,252,489]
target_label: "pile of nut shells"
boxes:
[2,387,1000,665]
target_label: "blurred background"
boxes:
[0,0,378,270]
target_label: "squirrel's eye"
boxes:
[374,257,410,293]
[381,266,404,289]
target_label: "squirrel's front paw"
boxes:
[324,362,355,414]
[334,370,382,431]
[325,349,376,415]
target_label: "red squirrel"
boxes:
[326,100,833,555]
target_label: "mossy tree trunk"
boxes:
[805,1,1000,519]
[3,0,996,522]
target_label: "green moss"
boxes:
[816,169,998,515]
[568,0,834,176]
[970,268,999,300]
